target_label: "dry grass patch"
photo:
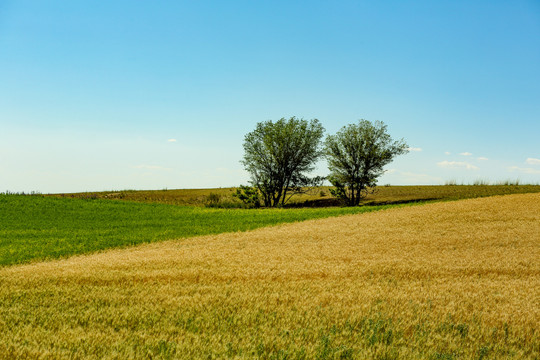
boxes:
[1,193,539,359]
[50,185,540,207]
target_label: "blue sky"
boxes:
[1,0,539,193]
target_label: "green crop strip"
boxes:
[0,195,406,266]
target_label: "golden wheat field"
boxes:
[1,193,539,359]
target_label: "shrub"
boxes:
[204,193,222,208]
[233,185,261,208]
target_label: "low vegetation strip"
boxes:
[0,193,538,358]
[51,184,540,207]
[0,195,400,266]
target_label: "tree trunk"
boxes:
[281,179,290,207]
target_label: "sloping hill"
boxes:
[1,193,539,359]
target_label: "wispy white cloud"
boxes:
[437,161,478,170]
[459,152,472,156]
[407,147,422,152]
[133,165,172,171]
[477,157,489,161]
[508,166,540,174]
[167,139,177,142]
[444,151,451,155]
[526,158,540,165]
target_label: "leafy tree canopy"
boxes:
[324,119,408,206]
[241,117,325,207]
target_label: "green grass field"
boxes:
[0,195,400,266]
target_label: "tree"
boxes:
[241,117,325,207]
[324,119,408,206]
